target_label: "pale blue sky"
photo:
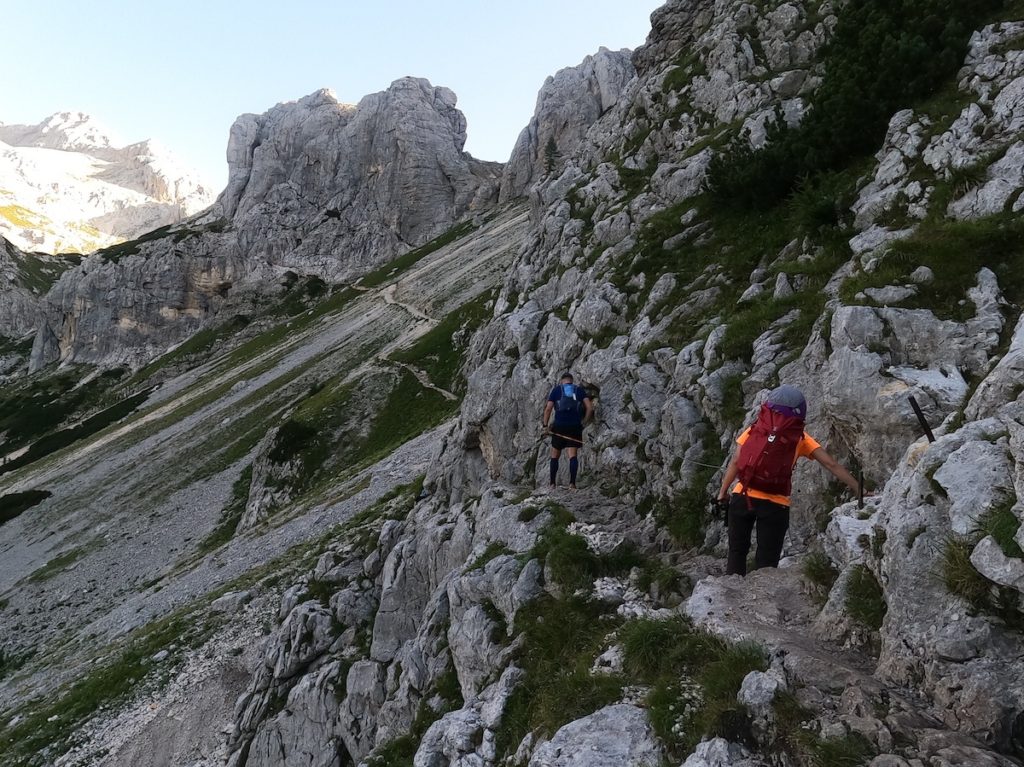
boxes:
[2,1,662,190]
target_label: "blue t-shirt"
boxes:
[548,384,590,426]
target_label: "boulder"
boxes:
[527,704,663,767]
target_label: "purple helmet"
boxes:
[767,384,807,420]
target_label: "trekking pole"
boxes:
[858,467,864,511]
[908,395,936,444]
[542,428,585,446]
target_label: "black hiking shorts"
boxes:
[550,424,584,450]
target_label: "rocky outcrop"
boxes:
[810,323,1024,755]
[29,224,244,370]
[499,49,635,202]
[854,21,1024,229]
[0,111,214,253]
[0,237,44,339]
[219,81,500,280]
[526,704,663,766]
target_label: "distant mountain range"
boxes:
[0,111,214,253]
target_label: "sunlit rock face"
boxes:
[0,111,214,254]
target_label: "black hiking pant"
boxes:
[726,493,790,576]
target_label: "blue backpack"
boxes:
[554,384,585,425]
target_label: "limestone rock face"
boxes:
[847,408,1024,753]
[499,49,636,202]
[29,228,244,370]
[219,81,500,280]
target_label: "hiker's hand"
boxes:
[715,496,729,517]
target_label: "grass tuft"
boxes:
[618,616,767,758]
[942,534,1024,629]
[844,565,887,631]
[494,595,624,761]
[802,551,840,605]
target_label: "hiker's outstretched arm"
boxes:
[718,452,739,500]
[811,447,860,494]
[542,401,554,427]
[583,398,594,423]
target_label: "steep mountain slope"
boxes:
[0,200,528,766]
[3,2,1024,767]
[0,112,213,253]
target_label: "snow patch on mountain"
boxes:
[0,111,215,254]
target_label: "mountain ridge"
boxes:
[0,111,214,254]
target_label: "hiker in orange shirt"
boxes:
[716,385,862,576]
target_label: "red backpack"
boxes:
[736,403,805,500]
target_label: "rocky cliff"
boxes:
[220,82,500,277]
[0,111,214,253]
[498,48,636,202]
[3,2,1024,767]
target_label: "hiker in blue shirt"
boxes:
[541,373,594,490]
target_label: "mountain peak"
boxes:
[0,111,117,152]
[0,111,214,253]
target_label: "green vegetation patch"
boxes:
[619,616,767,758]
[0,388,150,477]
[389,289,495,395]
[12,252,81,294]
[355,369,458,466]
[196,464,253,556]
[359,220,478,289]
[840,214,1024,321]
[0,368,120,455]
[257,369,449,511]
[0,489,52,526]
[0,648,34,682]
[0,603,223,766]
[26,544,96,584]
[270,275,328,318]
[530,524,644,593]
[709,0,1004,207]
[942,534,1024,629]
[466,541,513,572]
[94,225,175,263]
[772,692,877,766]
[495,594,625,760]
[802,550,840,605]
[977,501,1023,559]
[844,565,887,631]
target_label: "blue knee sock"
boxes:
[569,457,579,484]
[549,458,559,484]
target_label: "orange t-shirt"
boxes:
[731,427,822,507]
